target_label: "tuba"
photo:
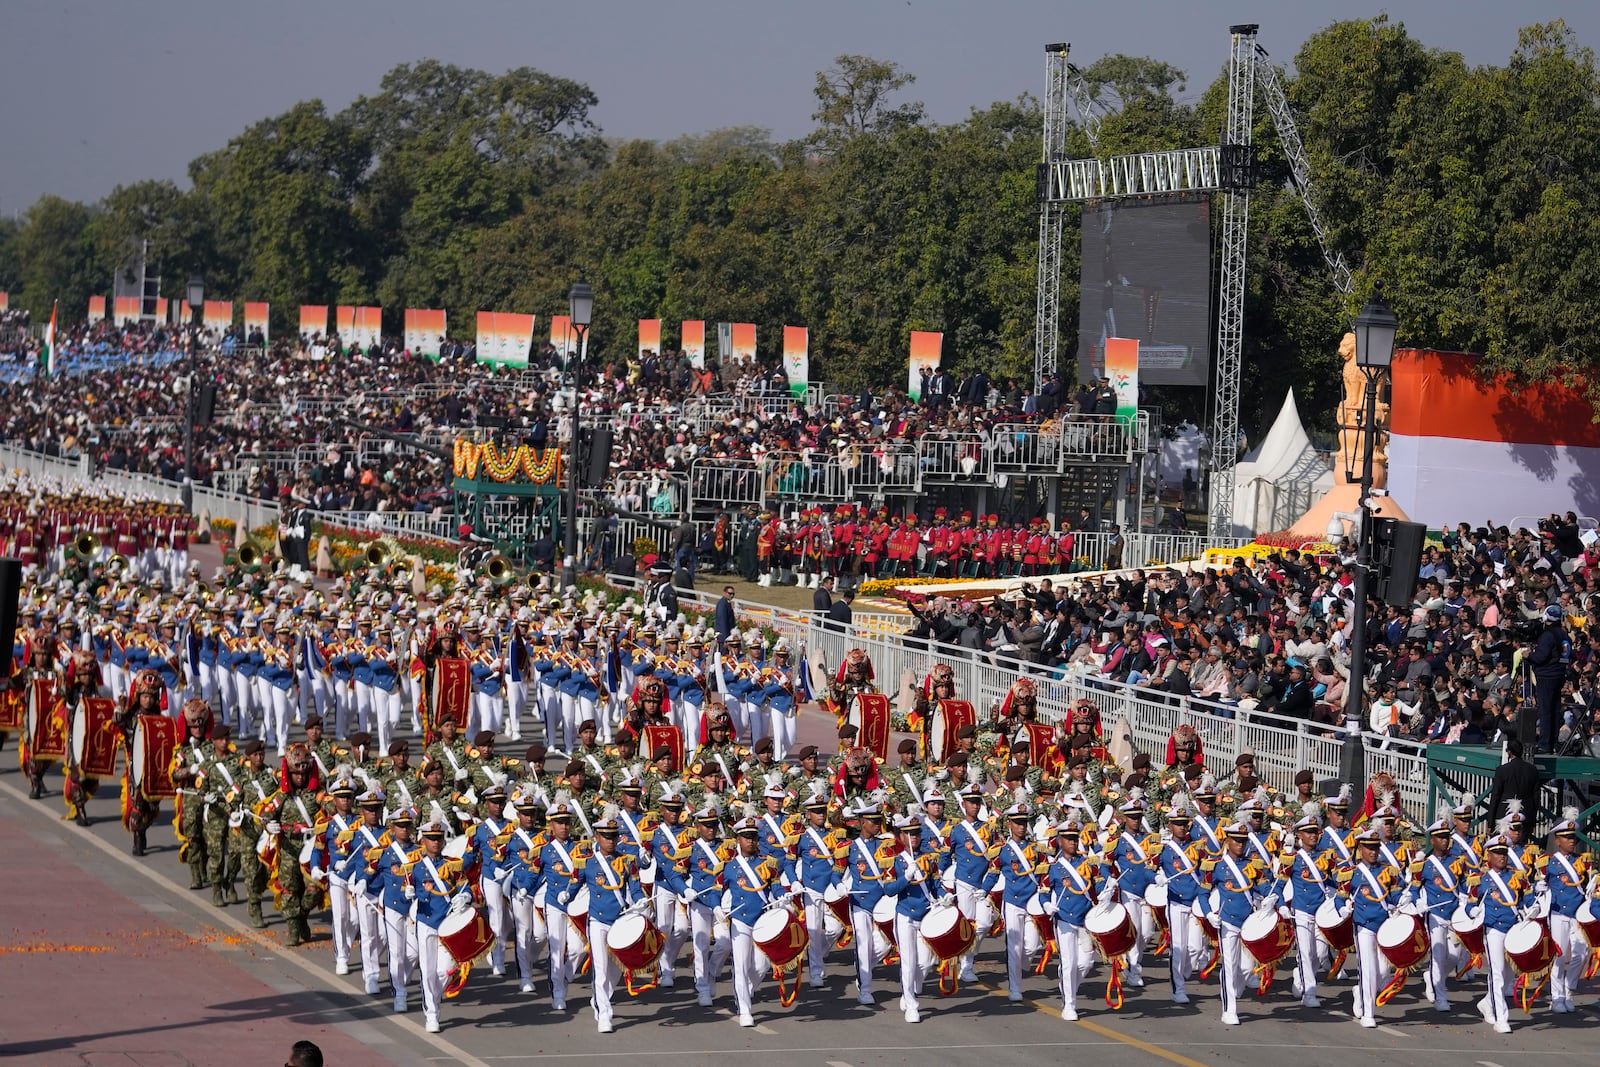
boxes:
[365,537,401,568]
[73,532,101,560]
[483,554,514,586]
[105,553,131,575]
[237,535,267,571]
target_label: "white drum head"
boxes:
[1026,893,1045,917]
[922,904,961,940]
[1377,913,1416,950]
[873,896,898,923]
[1145,883,1167,910]
[1450,905,1481,935]
[1240,908,1280,942]
[606,912,646,949]
[1087,901,1128,937]
[824,883,847,905]
[1314,898,1343,931]
[568,885,590,916]
[1504,919,1542,957]
[752,908,791,942]
[438,905,474,939]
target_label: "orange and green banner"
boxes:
[908,331,942,401]
[113,297,140,326]
[550,314,577,359]
[729,322,756,361]
[299,305,328,337]
[88,296,106,321]
[782,326,809,399]
[1104,336,1140,421]
[336,305,382,348]
[681,320,706,368]
[475,311,535,366]
[638,319,661,360]
[203,300,232,334]
[153,298,168,324]
[243,302,269,341]
[0,292,7,311]
[404,308,446,358]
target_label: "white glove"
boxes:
[557,890,571,906]
[1534,878,1548,895]
[353,879,368,898]
[513,887,529,903]
[1519,904,1539,921]
[310,865,328,883]
[1207,911,1220,927]
[455,768,469,781]
[1262,893,1280,911]
[404,883,416,900]
[1043,899,1059,917]
[228,811,244,829]
[452,888,473,909]
[1096,886,1116,906]
[1153,872,1168,887]
[680,889,697,905]
[1277,905,1291,920]
[266,820,282,837]
[713,907,729,925]
[1456,892,1472,911]
[1338,902,1352,921]
[1399,889,1414,907]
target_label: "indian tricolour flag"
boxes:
[42,302,57,375]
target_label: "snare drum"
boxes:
[1086,901,1138,959]
[753,906,809,969]
[1450,903,1485,958]
[606,912,666,973]
[1241,908,1295,968]
[1026,894,1055,953]
[823,884,850,938]
[1315,898,1355,953]
[1146,883,1170,935]
[872,896,899,948]
[1577,899,1600,948]
[1377,912,1428,972]
[566,885,591,941]
[439,905,497,965]
[131,714,181,801]
[1504,919,1557,976]
[920,903,976,962]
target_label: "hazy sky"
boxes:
[3,0,1597,212]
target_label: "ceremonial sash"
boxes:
[1060,857,1088,893]
[1357,863,1386,900]
[1427,854,1456,892]
[1297,848,1326,884]
[1487,869,1516,906]
[421,855,450,896]
[1221,854,1251,892]
[854,838,883,881]
[1163,840,1197,874]
[548,838,575,877]
[1552,852,1582,886]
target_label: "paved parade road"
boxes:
[1,721,1595,1067]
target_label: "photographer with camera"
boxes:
[1525,604,1570,754]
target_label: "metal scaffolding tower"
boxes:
[1033,44,1074,389]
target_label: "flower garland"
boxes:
[452,440,562,484]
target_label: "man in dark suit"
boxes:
[1487,738,1542,825]
[714,585,738,648]
[826,589,854,631]
[812,575,835,616]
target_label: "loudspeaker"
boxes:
[195,382,217,426]
[0,558,20,679]
[584,426,613,488]
[1372,518,1426,608]
[1518,699,1539,749]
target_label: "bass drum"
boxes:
[1315,898,1355,953]
[1377,912,1427,972]
[1086,901,1138,960]
[439,905,496,966]
[753,906,809,970]
[921,902,976,962]
[1451,903,1485,959]
[1504,919,1557,976]
[606,912,666,973]
[1146,882,1171,936]
[1025,894,1053,957]
[1241,908,1295,968]
[823,883,850,938]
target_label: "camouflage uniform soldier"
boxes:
[265,743,323,945]
[169,699,222,891]
[200,726,242,905]
[230,739,279,928]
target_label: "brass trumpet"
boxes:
[105,553,131,575]
[73,532,100,560]
[483,554,514,586]
[237,535,267,571]
[365,537,401,568]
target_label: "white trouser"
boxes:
[329,879,355,965]
[1219,921,1243,1018]
[731,919,759,1019]
[725,696,749,741]
[227,671,251,732]
[417,921,451,1020]
[385,906,419,997]
[1482,928,1510,1027]
[1426,908,1457,1005]
[258,681,291,752]
[746,698,767,747]
[301,672,332,723]
[589,919,619,1026]
[508,680,528,741]
[355,891,386,983]
[896,913,929,1014]
[1293,907,1326,999]
[680,700,705,749]
[482,876,510,972]
[1003,901,1029,997]
[372,687,400,754]
[474,691,503,736]
[654,887,689,982]
[955,881,987,976]
[1055,921,1086,1012]
[1167,902,1196,997]
[690,901,732,997]
[548,910,576,1006]
[105,662,127,705]
[1550,912,1583,1005]
[406,675,424,732]
[1354,925,1381,1022]
[354,681,374,734]
[334,680,355,739]
[538,684,561,747]
[804,892,831,982]
[510,890,548,985]
[560,692,582,751]
[768,707,796,761]
[851,904,878,994]
[198,662,218,708]
[1120,890,1150,979]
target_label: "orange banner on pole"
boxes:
[113,297,141,325]
[404,308,446,358]
[299,306,328,336]
[681,320,706,368]
[782,326,808,398]
[88,296,106,321]
[550,314,575,358]
[203,300,232,334]
[908,331,942,401]
[243,302,269,342]
[638,319,662,360]
[153,298,168,323]
[1104,336,1139,421]
[0,291,7,311]
[729,322,756,360]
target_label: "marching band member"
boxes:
[336,786,392,995]
[1042,812,1109,1021]
[1209,821,1275,1026]
[725,812,796,1027]
[168,698,220,891]
[793,783,846,986]
[264,743,326,946]
[998,800,1047,1002]
[687,801,734,1006]
[1155,796,1203,1004]
[1278,805,1332,1007]
[504,784,549,995]
[1413,818,1467,1012]
[949,784,996,983]
[318,776,361,975]
[1474,830,1531,1034]
[540,795,586,1012]
[583,806,645,1034]
[1107,792,1159,988]
[1336,829,1402,1028]
[372,807,420,1013]
[369,620,403,754]
[882,811,949,1022]
[761,642,800,761]
[650,781,692,989]
[847,802,897,1005]
[409,816,473,1033]
[472,783,515,978]
[1543,807,1596,1013]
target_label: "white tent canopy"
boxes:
[1216,390,1333,538]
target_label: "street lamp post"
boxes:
[184,275,204,511]
[562,281,593,586]
[1339,286,1399,782]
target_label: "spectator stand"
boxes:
[450,430,565,564]
[1426,742,1599,843]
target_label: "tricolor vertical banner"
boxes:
[496,313,535,366]
[0,292,7,311]
[681,320,706,368]
[113,297,140,326]
[243,302,270,342]
[638,319,661,361]
[404,309,445,358]
[153,298,168,324]
[299,305,328,337]
[908,331,943,401]
[729,322,756,361]
[782,326,809,399]
[1104,336,1139,421]
[338,306,381,348]
[550,314,575,359]
[203,300,232,334]
[88,296,106,321]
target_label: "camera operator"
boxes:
[1525,605,1570,753]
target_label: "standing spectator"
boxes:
[1487,738,1542,825]
[812,575,834,616]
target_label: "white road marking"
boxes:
[826,1061,855,1067]
[754,1023,778,1034]
[0,775,493,1067]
